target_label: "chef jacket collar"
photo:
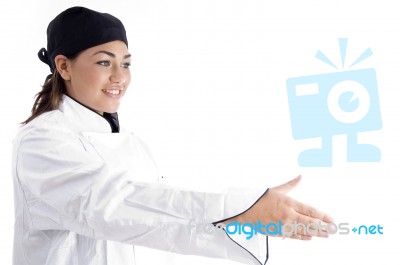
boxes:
[58,94,120,133]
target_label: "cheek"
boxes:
[78,69,106,90]
[70,71,102,99]
[84,70,103,85]
[125,72,132,87]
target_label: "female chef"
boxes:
[12,6,333,265]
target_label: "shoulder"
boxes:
[13,110,76,148]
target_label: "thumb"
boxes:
[270,175,302,194]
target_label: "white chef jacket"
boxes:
[12,95,268,265]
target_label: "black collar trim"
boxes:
[65,94,120,133]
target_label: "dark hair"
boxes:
[22,51,80,125]
[22,70,67,125]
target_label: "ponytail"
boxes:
[22,70,66,125]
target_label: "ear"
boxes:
[54,55,71,81]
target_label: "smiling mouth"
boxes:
[102,89,121,95]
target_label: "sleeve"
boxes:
[15,125,269,265]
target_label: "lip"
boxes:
[102,88,124,98]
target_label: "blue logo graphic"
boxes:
[286,38,382,167]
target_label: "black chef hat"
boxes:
[38,6,128,74]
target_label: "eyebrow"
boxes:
[92,50,131,59]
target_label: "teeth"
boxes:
[103,89,121,95]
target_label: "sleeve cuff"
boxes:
[207,187,270,265]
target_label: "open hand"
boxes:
[234,175,334,240]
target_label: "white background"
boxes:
[1,0,399,264]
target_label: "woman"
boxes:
[12,6,333,265]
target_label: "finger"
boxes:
[286,233,312,240]
[294,202,334,223]
[294,217,330,238]
[267,222,325,239]
[280,217,329,238]
[270,175,302,194]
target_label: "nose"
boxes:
[110,65,128,85]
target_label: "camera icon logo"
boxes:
[286,39,382,167]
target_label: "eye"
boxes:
[121,62,131,69]
[97,60,111,67]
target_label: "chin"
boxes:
[103,108,119,114]
[102,104,120,114]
